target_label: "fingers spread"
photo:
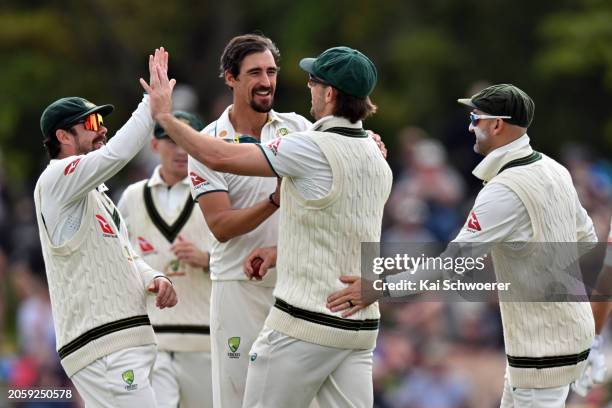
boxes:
[139,78,152,94]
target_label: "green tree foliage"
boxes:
[0,0,610,186]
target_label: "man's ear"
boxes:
[492,118,505,135]
[325,87,337,104]
[151,138,160,153]
[55,128,73,145]
[224,70,236,88]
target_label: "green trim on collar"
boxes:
[143,182,194,242]
[498,151,542,174]
[324,127,368,138]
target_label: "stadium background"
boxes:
[0,0,611,406]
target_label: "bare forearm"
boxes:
[592,264,612,334]
[157,113,269,176]
[592,301,612,334]
[157,112,224,166]
[206,199,278,242]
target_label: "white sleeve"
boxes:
[47,96,154,206]
[135,254,165,288]
[453,182,526,244]
[187,155,228,200]
[386,184,525,297]
[257,133,329,179]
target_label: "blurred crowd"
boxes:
[0,111,610,407]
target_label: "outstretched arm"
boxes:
[143,71,274,177]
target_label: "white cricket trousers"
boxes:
[500,372,570,407]
[152,350,213,408]
[243,327,374,408]
[71,344,157,408]
[210,280,274,408]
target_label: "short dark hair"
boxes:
[219,34,280,81]
[43,127,75,159]
[332,91,377,123]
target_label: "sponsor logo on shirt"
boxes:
[466,211,482,232]
[64,158,81,175]
[95,214,117,237]
[189,171,208,187]
[137,236,156,255]
[267,137,282,156]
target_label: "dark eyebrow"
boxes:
[246,67,262,75]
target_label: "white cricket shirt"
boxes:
[188,106,311,282]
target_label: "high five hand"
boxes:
[139,47,176,121]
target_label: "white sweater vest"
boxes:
[266,128,393,350]
[120,180,212,352]
[489,154,594,388]
[34,183,155,377]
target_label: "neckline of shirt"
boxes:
[311,115,363,132]
[472,133,533,182]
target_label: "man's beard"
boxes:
[251,88,274,113]
[251,99,273,113]
[80,135,107,154]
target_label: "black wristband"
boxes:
[269,193,280,208]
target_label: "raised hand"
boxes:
[139,47,176,122]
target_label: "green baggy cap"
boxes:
[458,83,534,128]
[40,97,114,141]
[299,46,377,98]
[154,111,205,138]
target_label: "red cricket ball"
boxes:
[251,257,264,280]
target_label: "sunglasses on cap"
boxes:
[71,113,104,132]
[307,74,330,88]
[469,112,511,127]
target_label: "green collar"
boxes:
[498,151,542,175]
[325,127,368,138]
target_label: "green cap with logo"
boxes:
[154,111,205,139]
[40,97,114,141]
[299,46,377,98]
[458,84,535,128]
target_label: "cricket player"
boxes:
[143,44,392,408]
[117,111,213,408]
[33,48,177,407]
[328,84,597,407]
[185,34,311,407]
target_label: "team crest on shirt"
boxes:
[276,127,289,137]
[122,369,138,391]
[227,336,241,358]
[267,138,282,156]
[137,236,156,255]
[466,211,482,232]
[164,258,186,277]
[189,171,209,187]
[64,158,81,176]
[95,214,117,237]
